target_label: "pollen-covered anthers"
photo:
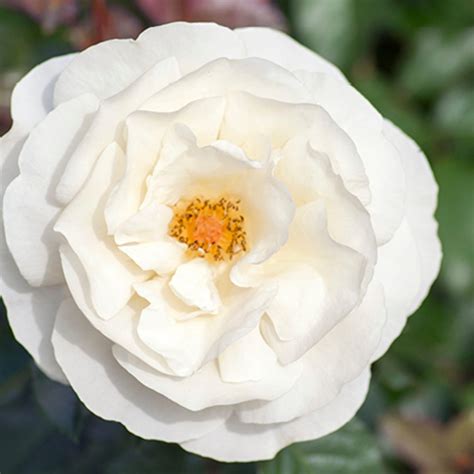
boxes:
[169,196,248,262]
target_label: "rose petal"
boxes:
[383,120,441,309]
[56,57,180,205]
[114,202,173,245]
[113,327,302,411]
[221,92,370,206]
[181,369,370,462]
[136,284,276,375]
[238,281,384,424]
[260,201,367,363]
[11,54,76,132]
[105,96,226,233]
[236,27,346,82]
[3,94,98,287]
[276,137,376,268]
[54,22,245,105]
[52,297,232,442]
[59,244,175,375]
[134,277,203,321]
[119,241,185,275]
[55,143,148,320]
[296,71,406,244]
[141,57,310,113]
[372,219,422,360]
[0,155,67,384]
[170,259,221,313]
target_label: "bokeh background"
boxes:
[0,1,473,472]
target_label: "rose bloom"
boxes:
[0,23,441,462]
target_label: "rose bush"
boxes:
[0,22,441,462]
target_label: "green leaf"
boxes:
[104,440,257,474]
[0,8,41,70]
[0,390,56,473]
[0,299,30,405]
[434,85,474,140]
[399,28,474,99]
[291,0,357,69]
[32,365,86,441]
[258,419,385,474]
[434,159,474,296]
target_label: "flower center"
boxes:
[169,196,248,262]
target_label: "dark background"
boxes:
[0,1,473,472]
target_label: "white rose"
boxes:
[0,23,441,462]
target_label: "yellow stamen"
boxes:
[169,196,248,262]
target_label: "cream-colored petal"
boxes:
[114,202,173,245]
[141,58,311,113]
[372,219,422,360]
[257,200,367,365]
[218,326,283,383]
[170,259,221,313]
[52,297,232,442]
[371,118,440,361]
[181,370,370,463]
[0,132,67,383]
[119,241,185,275]
[236,27,346,82]
[238,281,384,424]
[54,22,244,105]
[136,284,276,376]
[106,96,226,229]
[113,330,302,411]
[383,119,441,309]
[55,143,147,320]
[59,244,175,375]
[276,137,376,267]
[56,57,180,205]
[11,54,76,132]
[3,94,98,287]
[221,92,370,206]
[138,22,245,76]
[296,71,406,244]
[134,277,203,321]
[0,239,67,383]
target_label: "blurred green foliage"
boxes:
[1,0,473,472]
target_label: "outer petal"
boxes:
[54,22,245,105]
[181,369,370,463]
[52,297,232,442]
[3,94,99,287]
[0,132,67,383]
[372,220,421,360]
[112,327,302,411]
[0,243,66,383]
[238,281,384,424]
[236,27,346,82]
[383,120,441,308]
[295,71,406,244]
[11,54,76,132]
[372,121,441,359]
[0,55,75,383]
